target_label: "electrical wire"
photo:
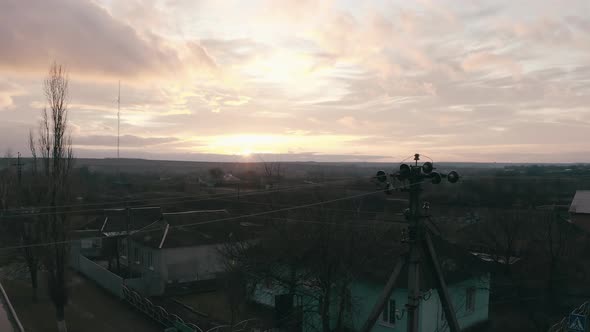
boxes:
[0,189,381,251]
[1,178,357,219]
[2,176,357,213]
[217,197,385,215]
[0,180,427,251]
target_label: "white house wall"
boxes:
[419,275,490,332]
[162,244,225,282]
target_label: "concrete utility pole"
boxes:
[126,203,132,279]
[11,152,25,185]
[361,153,461,332]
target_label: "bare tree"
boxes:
[37,62,74,332]
[29,130,38,176]
[0,171,12,213]
[21,219,40,302]
[0,150,15,212]
[221,190,380,332]
[20,132,44,300]
[258,155,284,189]
[470,209,530,275]
[222,258,249,331]
[39,108,51,177]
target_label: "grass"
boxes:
[2,270,160,332]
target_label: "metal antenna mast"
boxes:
[362,153,461,332]
[117,81,121,161]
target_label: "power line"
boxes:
[2,177,358,214]
[0,190,381,251]
[217,197,386,215]
[151,187,389,229]
[2,178,356,218]
[267,217,402,227]
[0,181,425,251]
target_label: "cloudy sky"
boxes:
[1,0,589,162]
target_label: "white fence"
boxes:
[70,248,265,332]
[74,254,124,298]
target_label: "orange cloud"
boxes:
[0,0,216,81]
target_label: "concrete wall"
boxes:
[75,254,124,298]
[70,239,102,259]
[125,239,226,292]
[571,214,590,233]
[122,240,167,295]
[126,241,164,276]
[161,244,225,282]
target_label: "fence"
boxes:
[122,284,205,332]
[70,246,265,332]
[70,253,205,331]
[70,245,160,297]
[121,285,265,332]
[75,254,124,298]
[548,301,589,332]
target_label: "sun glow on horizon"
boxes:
[188,133,371,156]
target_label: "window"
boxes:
[466,287,476,313]
[146,252,153,268]
[134,248,140,264]
[381,298,396,325]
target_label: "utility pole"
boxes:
[11,152,25,185]
[126,202,132,279]
[362,153,461,332]
[406,162,423,331]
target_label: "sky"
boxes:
[1,0,589,163]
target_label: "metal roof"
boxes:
[570,191,590,214]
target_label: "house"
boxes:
[101,206,162,237]
[250,234,490,332]
[569,190,590,232]
[124,209,265,295]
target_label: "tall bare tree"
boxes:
[21,132,45,301]
[37,62,74,332]
[21,218,40,302]
[0,150,15,212]
[39,107,51,177]
[28,130,38,176]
